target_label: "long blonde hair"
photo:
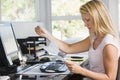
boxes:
[80,0,118,38]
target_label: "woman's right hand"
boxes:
[35,26,47,37]
[64,60,83,74]
[35,26,53,41]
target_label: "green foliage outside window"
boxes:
[52,0,89,16]
[52,0,89,40]
[1,0,36,21]
[52,20,88,40]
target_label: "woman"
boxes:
[35,0,120,80]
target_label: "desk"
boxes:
[17,52,88,80]
[0,76,10,80]
[17,63,70,75]
[17,63,70,80]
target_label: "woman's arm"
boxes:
[53,36,91,54]
[65,44,118,80]
[102,44,118,80]
[35,26,91,54]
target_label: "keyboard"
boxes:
[17,65,31,72]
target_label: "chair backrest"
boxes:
[116,57,120,80]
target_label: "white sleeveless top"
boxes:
[88,34,120,77]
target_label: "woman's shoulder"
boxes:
[103,34,115,42]
[103,34,120,57]
[103,34,119,47]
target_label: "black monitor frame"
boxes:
[0,23,19,65]
[0,36,10,67]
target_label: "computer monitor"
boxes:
[0,37,10,67]
[0,23,20,65]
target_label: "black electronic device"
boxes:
[40,60,67,73]
[25,55,50,64]
[39,57,50,63]
[0,23,20,75]
[17,36,47,60]
[0,23,20,65]
[0,64,17,75]
[0,37,10,67]
[17,65,31,72]
[26,59,40,64]
[17,39,29,54]
[70,56,84,61]
[71,56,83,59]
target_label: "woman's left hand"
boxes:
[64,60,82,74]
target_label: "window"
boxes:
[1,0,118,40]
[1,0,36,21]
[51,0,89,41]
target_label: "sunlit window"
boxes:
[51,0,89,40]
[52,20,88,40]
[52,0,87,16]
[1,0,36,21]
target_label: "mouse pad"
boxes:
[40,61,68,73]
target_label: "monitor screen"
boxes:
[0,23,19,64]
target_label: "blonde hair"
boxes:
[80,0,118,38]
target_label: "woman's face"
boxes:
[81,14,94,33]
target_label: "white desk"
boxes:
[17,52,88,80]
[16,63,70,80]
[0,76,10,80]
[17,63,70,76]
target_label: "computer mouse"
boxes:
[39,57,50,63]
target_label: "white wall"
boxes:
[12,22,45,38]
[100,0,119,34]
[37,0,52,33]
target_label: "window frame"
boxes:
[0,0,119,36]
[51,0,120,38]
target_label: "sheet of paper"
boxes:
[39,26,59,54]
[39,26,53,40]
[43,40,60,56]
[39,26,66,60]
